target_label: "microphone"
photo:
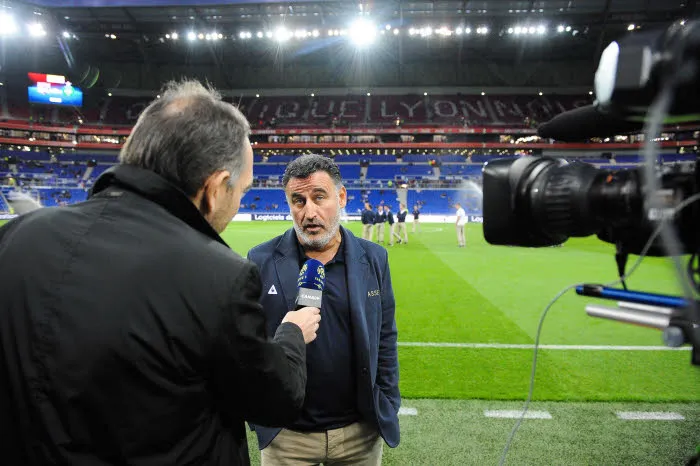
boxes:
[537,104,644,142]
[295,258,326,310]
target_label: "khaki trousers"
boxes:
[413,218,419,233]
[395,223,408,244]
[376,223,385,243]
[457,224,466,246]
[261,422,383,466]
[362,224,372,240]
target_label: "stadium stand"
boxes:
[5,93,591,127]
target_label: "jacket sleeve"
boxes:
[377,252,401,411]
[211,262,306,427]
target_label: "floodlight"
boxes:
[627,24,635,31]
[557,25,565,33]
[171,32,178,40]
[28,23,47,37]
[537,25,546,34]
[274,27,290,42]
[0,15,17,36]
[349,19,377,46]
[257,31,264,38]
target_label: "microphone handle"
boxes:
[295,286,322,310]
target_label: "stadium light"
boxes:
[513,26,521,35]
[538,91,543,96]
[187,31,196,41]
[481,91,485,95]
[349,19,377,46]
[0,15,17,36]
[537,25,546,34]
[557,25,565,33]
[393,28,399,35]
[627,24,635,31]
[366,92,371,96]
[110,34,117,39]
[108,92,112,96]
[507,27,514,34]
[28,23,47,37]
[171,32,178,40]
[565,26,571,32]
[528,26,535,34]
[312,29,319,37]
[62,31,70,38]
[455,27,463,35]
[465,27,472,34]
[198,33,204,40]
[255,94,260,98]
[274,27,291,42]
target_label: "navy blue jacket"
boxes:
[247,226,401,449]
[361,209,375,225]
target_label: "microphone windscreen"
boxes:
[297,258,326,291]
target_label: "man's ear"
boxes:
[196,170,231,215]
[338,185,347,208]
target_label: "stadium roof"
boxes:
[3,0,690,89]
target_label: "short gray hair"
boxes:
[282,154,342,189]
[118,80,250,197]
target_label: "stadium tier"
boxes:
[5,93,591,127]
[2,149,692,214]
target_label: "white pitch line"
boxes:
[398,407,418,416]
[484,410,552,419]
[398,342,691,351]
[616,411,685,421]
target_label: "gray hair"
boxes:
[118,79,250,197]
[282,154,343,190]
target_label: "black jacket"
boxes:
[361,209,374,225]
[0,165,307,466]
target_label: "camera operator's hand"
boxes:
[282,307,321,344]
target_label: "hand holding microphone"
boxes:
[282,259,326,344]
[282,307,321,344]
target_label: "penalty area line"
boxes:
[398,342,691,351]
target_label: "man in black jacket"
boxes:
[0,80,320,466]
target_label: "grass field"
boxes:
[222,221,700,402]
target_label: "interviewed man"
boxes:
[0,80,320,465]
[248,154,400,465]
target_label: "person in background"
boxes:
[361,201,374,241]
[455,202,467,247]
[412,204,420,233]
[396,203,409,245]
[386,204,399,246]
[0,79,320,465]
[376,204,387,244]
[248,154,401,465]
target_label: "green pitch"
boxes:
[221,221,700,402]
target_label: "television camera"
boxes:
[482,19,700,366]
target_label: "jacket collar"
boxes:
[91,164,229,248]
